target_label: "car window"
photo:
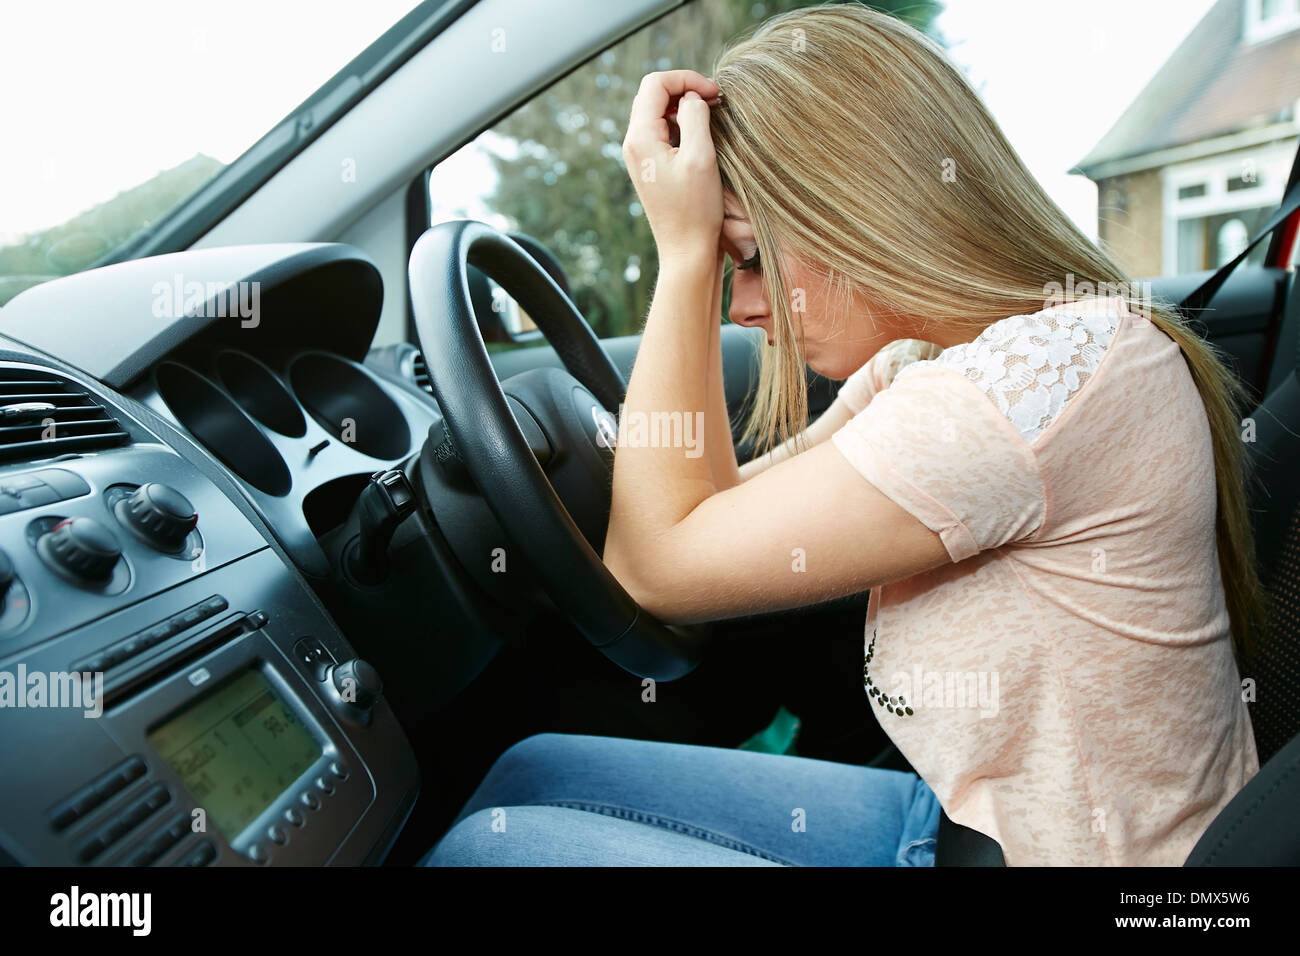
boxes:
[0,0,429,309]
[431,0,1296,347]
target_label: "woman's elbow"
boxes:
[603,540,685,625]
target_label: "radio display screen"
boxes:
[147,667,322,838]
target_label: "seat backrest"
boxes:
[1240,270,1300,765]
[934,809,1005,866]
[1184,270,1300,865]
[1185,724,1300,865]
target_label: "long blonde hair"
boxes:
[708,2,1266,653]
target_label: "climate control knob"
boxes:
[0,548,14,601]
[42,517,121,582]
[122,483,197,552]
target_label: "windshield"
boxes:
[0,0,426,307]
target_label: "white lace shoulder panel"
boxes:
[900,307,1122,445]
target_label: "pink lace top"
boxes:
[829,297,1258,866]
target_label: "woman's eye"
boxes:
[737,250,762,272]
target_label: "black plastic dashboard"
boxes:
[0,244,428,866]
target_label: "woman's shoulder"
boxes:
[898,296,1129,446]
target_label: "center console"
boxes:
[0,358,419,866]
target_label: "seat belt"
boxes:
[1179,146,1300,316]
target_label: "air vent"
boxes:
[0,368,130,462]
[410,351,433,395]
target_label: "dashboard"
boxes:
[0,243,455,866]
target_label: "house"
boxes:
[1073,0,1300,278]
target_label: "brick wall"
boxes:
[1094,169,1163,279]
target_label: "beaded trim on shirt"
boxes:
[864,625,914,717]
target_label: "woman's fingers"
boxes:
[673,91,715,161]
[626,70,720,151]
[622,71,725,260]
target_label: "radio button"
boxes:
[300,791,321,811]
[129,814,188,866]
[284,807,305,828]
[127,843,162,867]
[179,841,217,867]
[139,623,172,647]
[314,776,335,796]
[330,658,382,709]
[0,477,41,497]
[49,801,81,831]
[176,606,206,629]
[141,784,170,813]
[76,833,112,863]
[91,770,130,803]
[73,653,108,673]
[245,842,269,865]
[329,761,350,781]
[18,482,59,507]
[267,824,288,846]
[36,468,90,500]
[48,756,148,832]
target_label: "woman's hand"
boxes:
[622,70,724,264]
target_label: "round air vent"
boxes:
[155,362,291,496]
[288,353,409,460]
[215,351,306,438]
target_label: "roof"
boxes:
[1074,0,1300,178]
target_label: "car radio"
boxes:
[0,360,418,866]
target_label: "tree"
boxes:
[482,0,943,341]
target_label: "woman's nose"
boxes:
[729,276,769,327]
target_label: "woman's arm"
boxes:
[738,398,854,480]
[705,265,742,491]
[605,71,951,625]
[603,250,950,625]
[738,338,944,479]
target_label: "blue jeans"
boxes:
[423,733,940,866]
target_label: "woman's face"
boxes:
[719,193,903,379]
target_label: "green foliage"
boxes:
[482,0,942,343]
[0,155,224,307]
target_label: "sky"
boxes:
[936,0,1217,236]
[1,0,1218,246]
[0,0,423,244]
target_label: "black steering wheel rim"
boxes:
[408,219,701,680]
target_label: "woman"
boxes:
[427,3,1261,866]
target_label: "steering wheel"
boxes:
[408,219,702,681]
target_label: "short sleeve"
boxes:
[830,363,1046,562]
[837,339,945,414]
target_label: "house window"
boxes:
[1163,140,1295,275]
[1176,208,1272,274]
[1245,0,1300,44]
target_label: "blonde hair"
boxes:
[708,2,1266,653]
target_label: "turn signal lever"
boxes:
[346,469,417,585]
